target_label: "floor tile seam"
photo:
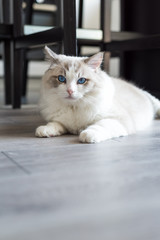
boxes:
[1,151,31,175]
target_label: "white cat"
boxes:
[35,46,160,143]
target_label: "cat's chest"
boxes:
[53,105,95,134]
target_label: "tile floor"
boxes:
[0,77,160,240]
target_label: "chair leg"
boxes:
[62,0,77,55]
[11,46,23,109]
[77,0,83,55]
[22,58,28,98]
[2,0,12,105]
[78,0,83,28]
[11,0,23,108]
[104,52,110,73]
[101,0,112,72]
[3,41,12,105]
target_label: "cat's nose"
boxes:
[67,88,73,96]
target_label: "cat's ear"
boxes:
[84,52,104,69]
[44,46,59,65]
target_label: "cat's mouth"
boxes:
[65,95,79,101]
[65,96,76,100]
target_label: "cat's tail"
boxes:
[144,91,160,118]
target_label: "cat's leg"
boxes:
[79,119,128,143]
[35,122,67,138]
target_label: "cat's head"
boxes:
[42,46,105,104]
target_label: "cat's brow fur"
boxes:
[35,46,160,143]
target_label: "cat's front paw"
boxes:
[35,122,67,138]
[79,129,103,143]
[35,125,55,138]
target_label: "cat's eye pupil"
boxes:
[77,78,86,84]
[58,75,66,83]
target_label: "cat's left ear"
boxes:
[84,52,104,70]
[44,46,60,65]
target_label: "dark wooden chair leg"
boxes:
[3,41,12,104]
[12,48,23,109]
[12,0,23,108]
[22,59,28,98]
[2,0,12,105]
[78,0,83,28]
[62,0,77,56]
[77,0,83,55]
[22,0,33,100]
[101,0,112,72]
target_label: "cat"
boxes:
[35,46,160,143]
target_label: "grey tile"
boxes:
[0,107,160,240]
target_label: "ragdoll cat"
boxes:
[35,46,160,143]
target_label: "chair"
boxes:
[77,0,144,70]
[0,0,13,105]
[2,0,160,108]
[119,0,160,99]
[1,0,77,108]
[22,0,61,100]
[77,0,160,99]
[21,0,144,101]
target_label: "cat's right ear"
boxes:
[84,52,104,70]
[44,46,59,65]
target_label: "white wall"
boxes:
[82,0,120,31]
[0,61,4,76]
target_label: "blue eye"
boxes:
[58,75,66,83]
[77,78,86,84]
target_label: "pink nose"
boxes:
[67,89,73,95]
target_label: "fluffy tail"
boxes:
[144,91,160,118]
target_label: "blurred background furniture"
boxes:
[77,0,144,70]
[119,0,160,99]
[1,0,76,108]
[78,0,160,99]
[1,0,160,109]
[22,0,61,101]
[0,0,13,105]
[16,0,147,102]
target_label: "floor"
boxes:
[0,78,160,240]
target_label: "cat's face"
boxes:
[43,47,104,104]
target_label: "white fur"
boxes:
[35,47,160,143]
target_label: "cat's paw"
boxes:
[79,129,103,143]
[35,125,55,138]
[35,122,66,138]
